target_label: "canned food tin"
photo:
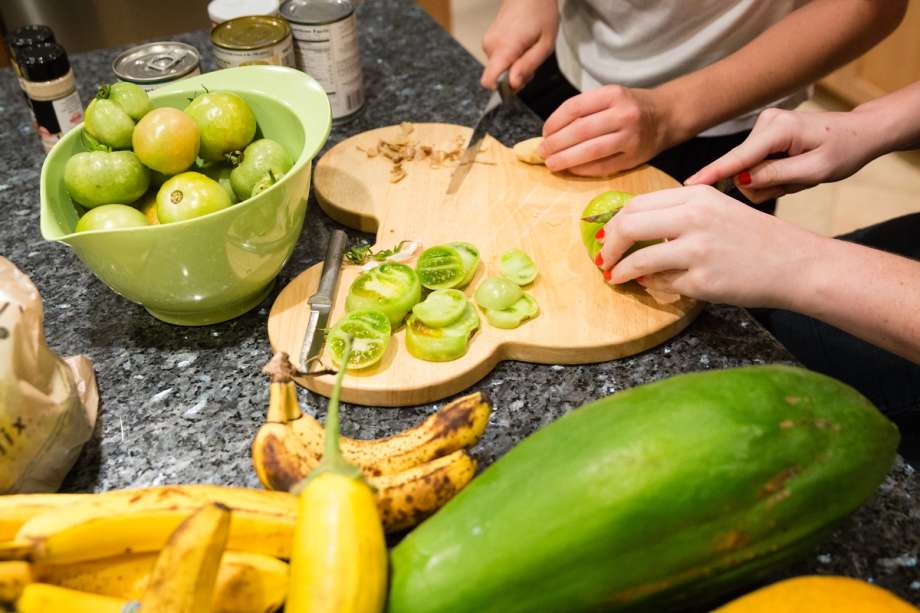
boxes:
[113,42,202,92]
[210,15,296,69]
[208,0,281,28]
[280,0,365,122]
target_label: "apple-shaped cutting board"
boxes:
[268,123,701,406]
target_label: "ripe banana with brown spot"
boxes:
[0,561,32,603]
[0,494,90,541]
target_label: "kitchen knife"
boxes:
[299,229,348,372]
[446,71,514,195]
[580,177,737,224]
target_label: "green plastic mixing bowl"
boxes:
[40,66,331,326]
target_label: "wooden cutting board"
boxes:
[268,123,701,406]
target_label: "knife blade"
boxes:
[580,177,738,224]
[446,71,514,195]
[299,229,348,371]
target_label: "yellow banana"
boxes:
[258,352,491,476]
[371,449,477,532]
[0,561,32,603]
[141,503,231,613]
[10,485,297,564]
[15,583,131,613]
[286,336,388,613]
[0,494,90,540]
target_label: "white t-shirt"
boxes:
[555,0,811,136]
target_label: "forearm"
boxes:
[654,0,907,145]
[854,80,920,154]
[777,238,920,364]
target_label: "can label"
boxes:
[212,35,296,69]
[32,89,83,152]
[288,14,364,119]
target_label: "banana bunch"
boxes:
[252,352,491,531]
[0,485,290,612]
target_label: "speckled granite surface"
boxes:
[0,0,916,606]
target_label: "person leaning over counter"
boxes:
[594,79,920,461]
[480,0,908,213]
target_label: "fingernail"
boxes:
[603,269,613,282]
[736,171,752,186]
[684,174,698,185]
[594,253,603,267]
[595,228,605,240]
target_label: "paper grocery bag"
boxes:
[0,257,98,493]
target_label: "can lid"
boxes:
[279,0,354,25]
[113,42,201,84]
[208,0,280,24]
[9,24,56,55]
[18,42,70,82]
[211,15,291,50]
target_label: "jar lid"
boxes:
[208,0,280,24]
[18,42,70,82]
[9,24,56,56]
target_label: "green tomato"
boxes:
[411,289,467,328]
[64,151,151,208]
[447,242,480,287]
[81,129,110,152]
[84,98,135,150]
[580,190,658,262]
[417,245,469,290]
[475,277,523,311]
[230,139,293,201]
[185,91,257,162]
[75,204,150,232]
[406,303,480,362]
[483,293,539,329]
[156,171,232,223]
[132,107,200,175]
[345,262,422,327]
[250,174,275,198]
[324,309,392,370]
[106,81,150,121]
[499,249,538,286]
[200,161,238,204]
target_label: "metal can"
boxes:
[280,0,365,123]
[112,42,202,92]
[210,15,296,69]
[208,0,281,28]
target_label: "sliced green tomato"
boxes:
[412,289,467,328]
[475,277,523,311]
[406,303,480,362]
[345,262,422,327]
[325,309,392,369]
[580,190,660,260]
[447,242,480,287]
[499,249,538,286]
[417,245,467,290]
[484,293,540,329]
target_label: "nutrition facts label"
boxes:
[288,14,364,120]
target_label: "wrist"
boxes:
[648,83,695,153]
[852,99,908,158]
[767,232,837,313]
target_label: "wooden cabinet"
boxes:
[820,0,920,106]
[417,0,451,32]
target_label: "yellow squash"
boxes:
[286,335,388,613]
[715,576,920,613]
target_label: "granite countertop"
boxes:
[0,0,916,606]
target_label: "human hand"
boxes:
[480,0,558,91]
[595,186,826,308]
[538,86,670,176]
[685,107,884,203]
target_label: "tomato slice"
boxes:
[483,293,539,329]
[345,262,422,327]
[324,309,392,369]
[499,249,538,286]
[475,277,523,311]
[447,242,480,287]
[417,245,468,290]
[412,289,467,328]
[406,302,480,362]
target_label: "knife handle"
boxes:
[496,70,513,102]
[312,229,348,304]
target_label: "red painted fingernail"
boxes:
[736,171,752,186]
[595,228,605,240]
[603,269,613,282]
[594,253,603,267]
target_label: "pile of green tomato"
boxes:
[63,82,293,232]
[325,244,540,370]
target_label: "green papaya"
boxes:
[388,365,898,613]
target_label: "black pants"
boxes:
[518,54,776,213]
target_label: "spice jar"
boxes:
[17,43,83,153]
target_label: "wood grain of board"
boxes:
[268,123,701,406]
